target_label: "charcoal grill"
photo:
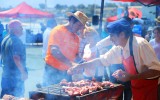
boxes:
[29,84,123,100]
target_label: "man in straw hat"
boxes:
[68,17,160,100]
[43,11,88,86]
[155,16,160,26]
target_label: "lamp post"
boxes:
[99,0,104,34]
[45,0,47,11]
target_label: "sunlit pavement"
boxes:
[25,45,45,98]
[0,45,45,98]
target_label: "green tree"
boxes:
[105,3,117,7]
[86,4,95,17]
[68,5,77,12]
[77,4,85,9]
[39,3,46,9]
[55,4,64,10]
[119,3,129,7]
[130,2,142,6]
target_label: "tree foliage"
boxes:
[105,3,117,7]
[39,3,46,9]
[55,4,68,10]
[130,2,142,6]
[77,4,85,9]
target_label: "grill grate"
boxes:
[36,84,68,96]
[30,84,124,100]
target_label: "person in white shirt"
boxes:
[96,36,113,55]
[82,27,104,81]
[96,36,132,100]
[149,26,160,61]
[42,19,57,59]
[149,26,160,100]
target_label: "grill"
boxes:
[29,84,124,100]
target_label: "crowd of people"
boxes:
[68,15,160,100]
[0,10,159,100]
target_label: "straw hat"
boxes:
[66,11,88,26]
[155,16,160,23]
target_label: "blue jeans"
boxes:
[1,77,24,98]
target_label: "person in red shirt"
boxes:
[43,11,88,86]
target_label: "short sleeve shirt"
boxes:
[83,44,104,77]
[149,39,160,61]
[1,34,26,78]
[100,36,160,74]
[45,25,80,70]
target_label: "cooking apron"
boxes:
[122,35,158,100]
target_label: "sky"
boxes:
[0,0,116,8]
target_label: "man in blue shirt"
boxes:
[0,20,28,97]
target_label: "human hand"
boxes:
[112,69,131,82]
[2,94,14,100]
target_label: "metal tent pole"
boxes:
[99,0,105,34]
